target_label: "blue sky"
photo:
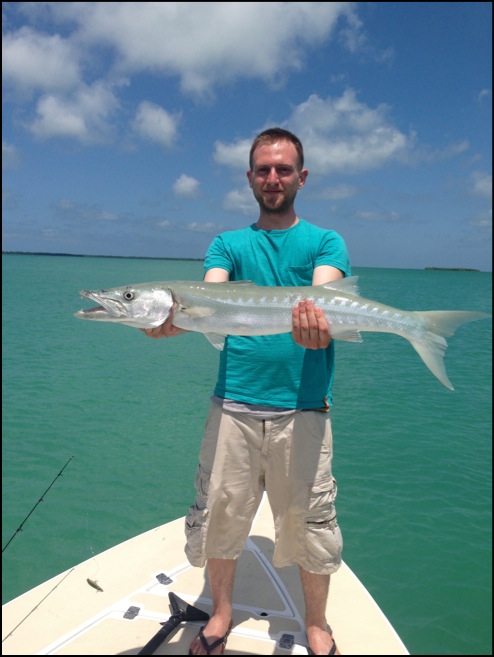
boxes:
[2,2,492,270]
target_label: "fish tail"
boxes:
[409,311,491,390]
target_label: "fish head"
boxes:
[75,283,174,329]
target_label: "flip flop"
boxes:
[189,620,233,655]
[307,624,338,655]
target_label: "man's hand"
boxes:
[292,300,331,350]
[140,307,187,339]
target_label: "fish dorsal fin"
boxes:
[319,276,359,295]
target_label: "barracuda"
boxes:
[75,277,490,390]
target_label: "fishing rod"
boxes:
[2,456,74,554]
[2,567,75,642]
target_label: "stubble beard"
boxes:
[254,188,297,215]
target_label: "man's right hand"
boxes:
[141,307,187,339]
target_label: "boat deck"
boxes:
[2,495,409,655]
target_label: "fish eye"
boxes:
[123,290,134,300]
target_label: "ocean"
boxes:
[2,253,492,655]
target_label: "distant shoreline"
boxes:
[2,251,203,262]
[424,266,481,272]
[1,252,484,272]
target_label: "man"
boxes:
[144,128,350,655]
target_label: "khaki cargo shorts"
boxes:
[185,402,342,575]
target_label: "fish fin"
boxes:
[181,306,216,318]
[319,276,359,295]
[204,333,226,350]
[332,328,364,343]
[408,310,491,390]
[409,334,452,390]
[412,310,491,338]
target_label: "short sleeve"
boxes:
[203,235,233,276]
[314,230,351,277]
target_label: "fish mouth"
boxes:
[77,290,127,318]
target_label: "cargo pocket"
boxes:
[184,464,211,567]
[303,475,342,572]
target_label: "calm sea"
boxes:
[2,254,492,655]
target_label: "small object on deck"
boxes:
[279,633,295,649]
[156,572,173,585]
[86,578,103,592]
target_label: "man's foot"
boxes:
[188,618,232,655]
[306,624,340,655]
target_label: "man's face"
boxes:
[247,140,308,215]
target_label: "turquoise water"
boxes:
[2,254,492,655]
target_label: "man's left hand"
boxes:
[292,300,332,350]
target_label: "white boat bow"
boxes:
[2,495,409,655]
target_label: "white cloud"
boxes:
[214,139,252,170]
[9,2,358,97]
[316,184,358,201]
[215,90,412,176]
[109,4,354,94]
[2,141,21,169]
[478,88,491,103]
[471,171,492,200]
[187,222,218,233]
[409,139,469,166]
[58,198,76,211]
[289,90,411,174]
[338,9,394,63]
[97,210,119,221]
[354,210,401,223]
[56,198,118,222]
[472,209,492,229]
[223,187,258,215]
[173,174,200,198]
[132,101,180,149]
[3,3,364,147]
[28,82,120,142]
[2,27,81,92]
[2,188,19,211]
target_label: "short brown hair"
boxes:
[249,128,304,171]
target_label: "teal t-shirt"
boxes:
[203,220,351,409]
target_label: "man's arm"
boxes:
[204,268,230,283]
[291,265,343,350]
